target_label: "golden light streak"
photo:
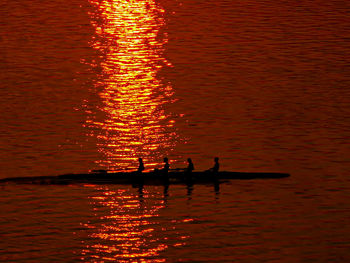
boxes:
[85,0,178,171]
[80,186,183,262]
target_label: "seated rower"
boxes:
[186,158,194,173]
[137,158,144,174]
[161,157,170,184]
[162,157,170,174]
[208,157,219,173]
[185,158,194,185]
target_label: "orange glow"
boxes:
[85,0,178,171]
[81,186,185,262]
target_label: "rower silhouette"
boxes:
[134,158,145,188]
[209,157,220,194]
[162,157,170,174]
[209,157,219,173]
[162,157,170,185]
[137,158,144,174]
[186,158,194,198]
[186,158,194,173]
[185,158,194,185]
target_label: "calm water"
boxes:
[1,0,350,261]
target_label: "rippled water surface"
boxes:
[1,0,350,261]
[1,180,349,262]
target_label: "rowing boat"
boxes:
[0,171,290,185]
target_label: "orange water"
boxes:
[0,0,349,261]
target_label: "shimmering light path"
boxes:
[85,0,179,171]
[81,185,189,262]
[1,0,350,262]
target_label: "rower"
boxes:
[162,157,170,184]
[209,157,219,173]
[186,158,194,173]
[137,158,144,174]
[132,158,145,187]
[185,158,194,181]
[162,157,170,174]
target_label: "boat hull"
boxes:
[0,171,290,185]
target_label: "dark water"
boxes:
[1,0,350,261]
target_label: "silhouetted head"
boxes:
[214,157,219,162]
[187,158,192,163]
[138,158,143,163]
[164,157,168,163]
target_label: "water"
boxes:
[1,0,350,261]
[1,181,350,262]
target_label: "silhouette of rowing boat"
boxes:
[0,171,290,185]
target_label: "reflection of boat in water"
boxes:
[0,171,290,185]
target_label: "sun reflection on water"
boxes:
[85,0,179,171]
[81,186,190,262]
